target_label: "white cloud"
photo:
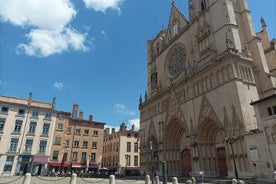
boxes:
[101,30,107,39]
[53,81,64,90]
[113,103,135,116]
[0,80,8,85]
[128,119,140,130]
[0,0,89,57]
[82,0,123,13]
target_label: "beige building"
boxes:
[139,0,275,179]
[0,93,56,176]
[102,123,140,176]
[49,104,105,174]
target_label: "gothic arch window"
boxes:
[173,21,179,36]
[156,41,160,54]
[201,0,207,11]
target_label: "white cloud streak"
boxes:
[113,103,135,116]
[53,81,64,90]
[0,0,88,57]
[82,0,124,14]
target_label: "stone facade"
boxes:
[102,123,140,176]
[139,0,276,179]
[0,93,56,176]
[48,104,105,174]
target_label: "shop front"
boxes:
[32,155,49,176]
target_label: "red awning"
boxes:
[89,162,100,168]
[72,162,84,168]
[49,161,71,167]
[34,156,49,164]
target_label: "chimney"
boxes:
[79,111,84,119]
[28,92,33,106]
[72,104,79,118]
[112,128,115,133]
[89,115,93,121]
[132,124,135,131]
[52,96,56,110]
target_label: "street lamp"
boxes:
[125,154,129,176]
[225,136,239,181]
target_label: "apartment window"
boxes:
[91,153,96,161]
[74,140,79,147]
[134,156,139,166]
[45,112,52,119]
[14,120,23,133]
[134,142,138,152]
[57,123,63,130]
[72,152,78,161]
[67,127,71,133]
[55,136,61,145]
[9,138,18,152]
[126,155,130,166]
[58,114,65,120]
[83,140,88,148]
[38,140,47,153]
[53,150,59,161]
[81,152,87,162]
[28,121,36,134]
[75,128,81,135]
[93,130,98,136]
[32,110,39,117]
[268,106,276,116]
[127,133,131,137]
[84,129,89,136]
[4,156,14,171]
[0,118,6,132]
[24,139,33,153]
[127,142,131,152]
[65,139,69,147]
[63,152,68,161]
[1,106,9,113]
[42,123,50,135]
[18,109,25,115]
[92,141,97,148]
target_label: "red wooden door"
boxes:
[217,147,228,177]
[181,149,192,177]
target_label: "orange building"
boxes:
[49,104,105,175]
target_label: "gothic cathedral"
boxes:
[139,0,276,179]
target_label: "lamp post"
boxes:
[225,136,239,181]
[125,154,129,176]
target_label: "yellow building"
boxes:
[0,93,56,176]
[102,123,140,176]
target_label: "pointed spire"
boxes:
[261,17,267,28]
[139,94,142,104]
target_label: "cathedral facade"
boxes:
[139,0,276,179]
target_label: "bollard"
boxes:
[22,173,31,184]
[70,173,77,184]
[172,177,178,184]
[109,174,115,184]
[191,177,196,184]
[232,179,237,184]
[145,175,150,184]
[186,180,192,184]
[238,180,245,184]
[155,175,160,184]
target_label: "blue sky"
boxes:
[0,0,275,130]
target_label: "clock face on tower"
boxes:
[166,46,185,78]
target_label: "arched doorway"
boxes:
[181,149,192,177]
[163,117,189,176]
[197,119,225,177]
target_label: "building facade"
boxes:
[102,123,140,176]
[49,104,105,175]
[139,0,275,179]
[0,93,56,176]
